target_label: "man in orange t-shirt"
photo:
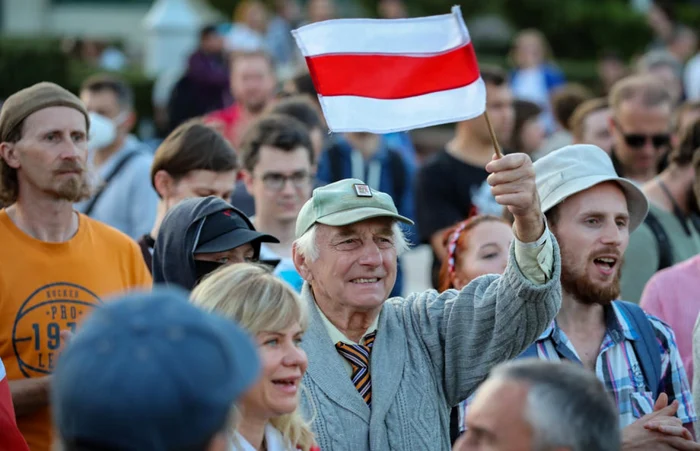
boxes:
[0,82,151,451]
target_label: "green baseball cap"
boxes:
[295,178,414,238]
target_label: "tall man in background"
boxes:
[205,50,277,148]
[609,75,673,186]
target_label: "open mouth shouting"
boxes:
[593,255,618,276]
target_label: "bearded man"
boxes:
[0,82,151,451]
[478,144,699,451]
[458,144,700,450]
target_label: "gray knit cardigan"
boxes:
[299,235,562,451]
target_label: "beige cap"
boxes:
[534,144,649,232]
[0,82,89,141]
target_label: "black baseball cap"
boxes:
[194,207,278,256]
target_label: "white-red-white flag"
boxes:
[291,6,486,133]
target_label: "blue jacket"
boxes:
[510,63,566,93]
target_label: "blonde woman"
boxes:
[191,263,317,451]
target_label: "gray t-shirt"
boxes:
[621,204,700,303]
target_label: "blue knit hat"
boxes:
[52,287,260,450]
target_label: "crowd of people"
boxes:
[2,0,700,450]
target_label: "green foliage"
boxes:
[498,0,653,60]
[0,37,155,120]
[0,38,71,98]
[205,0,279,20]
[206,0,239,19]
[67,61,155,119]
[677,4,700,30]
[357,0,700,62]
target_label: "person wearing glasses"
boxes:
[609,74,673,187]
[620,116,700,302]
[239,114,316,291]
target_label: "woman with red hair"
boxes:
[438,215,514,292]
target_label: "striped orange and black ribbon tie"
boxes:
[335,331,377,407]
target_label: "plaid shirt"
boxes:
[458,302,696,430]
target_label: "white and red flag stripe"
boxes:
[292,6,486,133]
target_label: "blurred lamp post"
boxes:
[143,0,201,78]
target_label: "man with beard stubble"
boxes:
[460,144,698,451]
[525,144,697,449]
[204,50,277,148]
[0,82,151,451]
[620,117,700,303]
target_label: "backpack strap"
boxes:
[387,149,407,205]
[615,301,662,400]
[690,212,700,237]
[83,149,142,216]
[644,210,674,271]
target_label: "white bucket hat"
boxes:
[534,144,649,232]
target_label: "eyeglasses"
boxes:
[259,171,312,191]
[613,120,671,150]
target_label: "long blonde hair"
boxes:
[191,263,315,451]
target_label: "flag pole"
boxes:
[484,110,503,159]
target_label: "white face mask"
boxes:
[88,112,127,152]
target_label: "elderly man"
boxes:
[457,359,620,451]
[292,151,562,450]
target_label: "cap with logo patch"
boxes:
[295,178,414,238]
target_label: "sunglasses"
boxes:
[613,120,671,149]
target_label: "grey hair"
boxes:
[294,221,410,262]
[637,50,684,80]
[609,73,673,112]
[491,359,620,451]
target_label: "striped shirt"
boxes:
[459,302,696,430]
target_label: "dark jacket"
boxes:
[152,197,231,291]
[186,51,231,108]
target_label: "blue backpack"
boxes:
[519,301,662,399]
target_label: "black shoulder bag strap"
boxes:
[643,210,673,271]
[690,212,700,236]
[83,150,141,216]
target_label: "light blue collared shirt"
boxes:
[76,136,159,239]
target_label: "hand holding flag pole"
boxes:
[293,7,543,244]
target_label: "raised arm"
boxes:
[408,235,561,407]
[407,152,562,406]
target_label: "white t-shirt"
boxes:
[232,424,296,451]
